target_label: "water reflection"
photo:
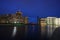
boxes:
[0,24,40,40]
[12,26,17,37]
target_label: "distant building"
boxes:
[40,18,47,37]
[54,18,60,28]
[46,17,56,37]
[0,11,28,24]
[24,16,28,24]
[38,17,60,37]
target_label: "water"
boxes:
[0,24,41,40]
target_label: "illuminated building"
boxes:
[0,11,28,24]
[40,18,47,37]
[0,15,7,23]
[38,17,60,37]
[54,18,60,28]
[24,16,28,24]
[5,11,28,24]
[46,17,56,37]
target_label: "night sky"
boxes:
[0,0,60,23]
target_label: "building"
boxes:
[24,16,28,24]
[0,11,28,24]
[8,11,28,24]
[40,18,47,37]
[38,17,60,37]
[54,18,60,28]
[46,17,56,37]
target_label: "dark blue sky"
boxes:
[0,0,60,23]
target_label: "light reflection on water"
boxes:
[0,25,41,40]
[12,26,17,37]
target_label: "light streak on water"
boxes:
[12,26,17,37]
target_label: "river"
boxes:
[0,24,48,40]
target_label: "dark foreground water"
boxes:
[0,25,48,40]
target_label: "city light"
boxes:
[54,18,60,27]
[0,11,60,38]
[14,21,16,23]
